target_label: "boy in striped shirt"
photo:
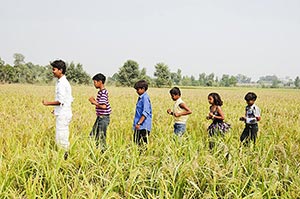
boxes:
[89,73,112,151]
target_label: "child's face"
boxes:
[171,94,179,101]
[93,80,102,88]
[136,88,145,95]
[208,96,214,105]
[52,67,63,78]
[246,100,255,106]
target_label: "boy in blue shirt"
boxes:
[133,80,152,146]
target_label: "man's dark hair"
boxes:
[134,80,148,91]
[50,60,66,74]
[169,87,181,96]
[92,73,106,83]
[244,92,257,101]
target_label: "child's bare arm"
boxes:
[42,100,60,106]
[176,103,192,117]
[89,96,107,109]
[212,106,224,120]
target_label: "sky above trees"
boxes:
[1,0,300,81]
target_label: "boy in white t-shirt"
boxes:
[42,60,73,160]
[167,87,192,136]
[239,92,261,146]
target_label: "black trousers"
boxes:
[133,129,150,145]
[240,123,258,144]
[90,115,110,149]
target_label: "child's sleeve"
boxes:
[254,106,261,117]
[142,97,152,118]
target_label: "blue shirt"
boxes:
[133,92,152,131]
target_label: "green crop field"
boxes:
[0,84,299,198]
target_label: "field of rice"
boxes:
[0,84,299,198]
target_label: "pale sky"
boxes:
[1,0,300,81]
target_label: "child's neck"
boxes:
[99,85,105,90]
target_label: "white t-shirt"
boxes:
[54,75,73,116]
[173,97,188,124]
[245,104,260,124]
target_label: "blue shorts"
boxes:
[174,123,186,136]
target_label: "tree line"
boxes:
[1,54,299,88]
[0,54,90,84]
[110,60,300,88]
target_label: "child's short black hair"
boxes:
[92,73,106,83]
[169,87,181,96]
[244,92,257,101]
[134,80,148,91]
[50,60,66,74]
[208,92,223,106]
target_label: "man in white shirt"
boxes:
[42,60,73,160]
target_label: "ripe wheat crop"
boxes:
[0,84,299,198]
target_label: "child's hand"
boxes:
[167,109,172,115]
[42,100,48,106]
[239,117,245,121]
[89,96,96,104]
[206,112,214,120]
[135,123,141,130]
[173,112,180,117]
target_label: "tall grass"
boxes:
[0,84,299,198]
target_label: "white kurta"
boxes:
[54,75,73,150]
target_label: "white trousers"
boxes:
[55,114,72,150]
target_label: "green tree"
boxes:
[44,65,54,83]
[1,65,14,83]
[206,73,215,86]
[0,57,4,66]
[198,73,206,86]
[0,55,91,84]
[154,62,172,87]
[171,69,182,85]
[181,75,191,86]
[66,62,91,85]
[139,68,152,86]
[220,74,237,87]
[74,63,91,84]
[271,76,280,88]
[116,60,140,87]
[220,74,230,87]
[294,76,300,88]
[191,75,199,86]
[107,73,118,86]
[229,76,237,86]
[13,53,25,66]
[236,74,251,84]
[0,58,14,83]
[12,53,26,83]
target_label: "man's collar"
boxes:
[139,92,146,98]
[57,75,66,82]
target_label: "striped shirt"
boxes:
[95,89,112,116]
